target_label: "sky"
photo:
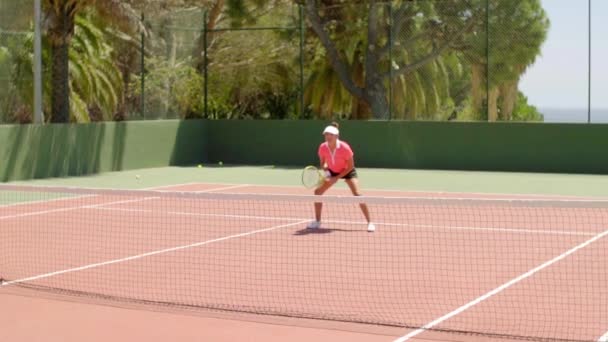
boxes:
[518,0,608,110]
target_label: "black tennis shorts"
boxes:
[328,168,358,179]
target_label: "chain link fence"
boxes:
[206,2,301,119]
[0,0,35,124]
[0,0,605,124]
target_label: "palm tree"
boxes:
[464,0,549,121]
[43,0,141,122]
[390,55,455,120]
[69,14,124,122]
[11,11,124,123]
[0,0,36,123]
[302,0,481,119]
[301,1,470,120]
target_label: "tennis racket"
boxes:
[301,165,327,189]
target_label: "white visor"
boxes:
[323,126,339,135]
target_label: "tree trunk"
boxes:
[500,80,518,121]
[164,31,178,116]
[471,63,484,116]
[48,3,76,123]
[194,0,225,72]
[350,49,371,120]
[351,100,371,120]
[488,87,499,122]
[365,83,390,119]
[115,41,137,121]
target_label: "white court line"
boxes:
[0,182,205,221]
[194,184,251,193]
[141,182,202,190]
[92,206,597,237]
[0,197,158,220]
[187,181,605,201]
[0,220,308,287]
[0,182,200,209]
[5,183,608,205]
[0,194,96,208]
[393,227,608,342]
[383,222,597,237]
[3,181,603,205]
[95,206,301,223]
[0,186,118,209]
[598,331,608,342]
[143,182,204,191]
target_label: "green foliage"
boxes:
[7,11,123,123]
[70,14,123,121]
[7,31,37,123]
[467,0,549,85]
[2,0,551,123]
[0,36,23,123]
[0,0,36,123]
[206,18,300,119]
[512,91,543,122]
[454,91,543,122]
[131,57,204,119]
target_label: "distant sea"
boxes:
[539,108,608,123]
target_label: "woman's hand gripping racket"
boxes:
[301,165,330,189]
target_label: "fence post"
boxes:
[486,0,490,121]
[203,10,208,119]
[140,11,145,120]
[299,5,305,118]
[588,0,591,123]
[388,2,393,121]
[33,0,43,123]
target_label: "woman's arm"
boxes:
[319,156,328,170]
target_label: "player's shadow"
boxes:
[293,227,359,235]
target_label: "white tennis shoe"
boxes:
[307,221,321,229]
[367,223,376,232]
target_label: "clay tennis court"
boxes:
[1,181,608,342]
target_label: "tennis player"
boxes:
[307,122,375,232]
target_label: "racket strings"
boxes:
[302,167,323,189]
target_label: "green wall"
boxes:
[2,119,608,182]
[207,120,608,174]
[206,120,322,166]
[0,120,206,181]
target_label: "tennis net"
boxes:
[0,184,607,341]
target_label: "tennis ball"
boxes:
[198,164,202,168]
[135,175,140,180]
[218,161,223,166]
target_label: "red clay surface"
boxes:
[1,183,607,342]
[0,290,397,342]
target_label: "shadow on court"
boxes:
[293,227,362,235]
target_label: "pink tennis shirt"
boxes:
[318,140,354,173]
